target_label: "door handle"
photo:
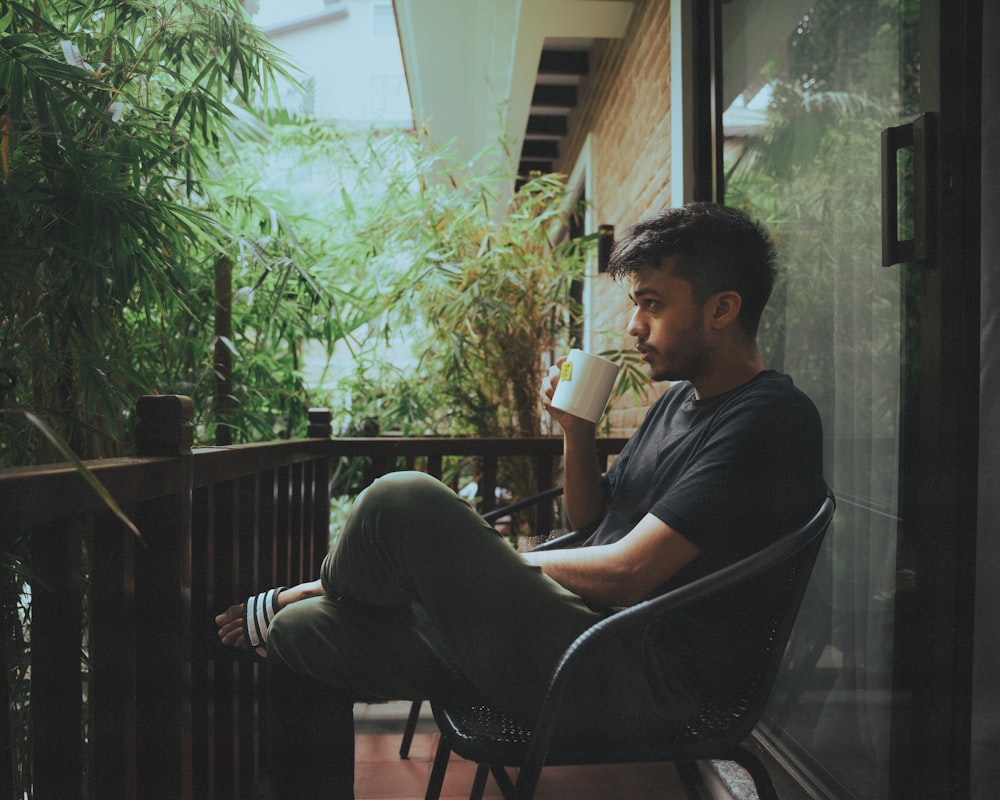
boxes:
[881,112,937,266]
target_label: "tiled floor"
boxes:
[352,702,692,800]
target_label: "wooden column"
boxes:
[132,394,194,798]
[214,256,234,446]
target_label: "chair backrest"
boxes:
[537,496,835,753]
[659,496,835,747]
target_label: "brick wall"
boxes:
[558,0,673,434]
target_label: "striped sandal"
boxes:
[242,587,286,658]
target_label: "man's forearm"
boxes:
[561,422,607,530]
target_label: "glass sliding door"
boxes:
[717,0,922,797]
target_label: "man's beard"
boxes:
[641,312,710,383]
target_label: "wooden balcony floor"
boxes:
[353,702,691,800]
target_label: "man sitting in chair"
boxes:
[216,202,828,800]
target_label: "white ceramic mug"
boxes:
[549,349,620,423]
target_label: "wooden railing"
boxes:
[0,397,626,800]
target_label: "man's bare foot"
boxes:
[215,579,326,652]
[215,601,251,649]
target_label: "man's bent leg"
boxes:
[321,471,604,725]
[266,594,475,800]
[266,644,354,800]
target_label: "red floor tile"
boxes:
[352,733,690,799]
[350,703,693,800]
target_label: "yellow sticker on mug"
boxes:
[560,362,574,381]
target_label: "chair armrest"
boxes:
[482,486,564,524]
[481,487,595,550]
[528,528,591,551]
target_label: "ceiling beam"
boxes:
[538,49,590,76]
[526,114,569,137]
[521,140,561,159]
[531,85,578,109]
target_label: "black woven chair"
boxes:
[396,487,569,759]
[422,495,835,800]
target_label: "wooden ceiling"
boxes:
[518,43,591,180]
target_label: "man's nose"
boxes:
[627,307,646,338]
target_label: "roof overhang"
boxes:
[393,0,633,182]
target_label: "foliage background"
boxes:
[1,0,595,470]
[1,0,300,462]
[1,0,599,791]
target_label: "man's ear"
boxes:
[708,291,743,329]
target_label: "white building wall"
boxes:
[258,0,411,127]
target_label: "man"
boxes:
[216,202,828,799]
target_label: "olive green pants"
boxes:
[265,471,695,799]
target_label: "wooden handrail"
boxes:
[0,437,629,530]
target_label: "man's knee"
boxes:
[348,471,465,534]
[325,470,490,600]
[360,470,451,511]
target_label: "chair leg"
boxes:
[470,764,490,800]
[511,762,542,800]
[399,700,423,759]
[674,761,704,800]
[424,738,451,800]
[489,764,516,800]
[728,747,780,800]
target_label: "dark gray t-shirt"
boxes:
[583,370,827,599]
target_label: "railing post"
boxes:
[307,407,332,438]
[88,512,137,799]
[534,454,556,534]
[132,395,194,798]
[307,409,332,574]
[481,455,498,516]
[135,394,194,456]
[30,520,83,800]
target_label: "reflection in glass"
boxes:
[721,1,920,797]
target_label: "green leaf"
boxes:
[19,411,143,542]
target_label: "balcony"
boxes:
[1,397,639,800]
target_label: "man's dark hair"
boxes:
[607,202,778,335]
